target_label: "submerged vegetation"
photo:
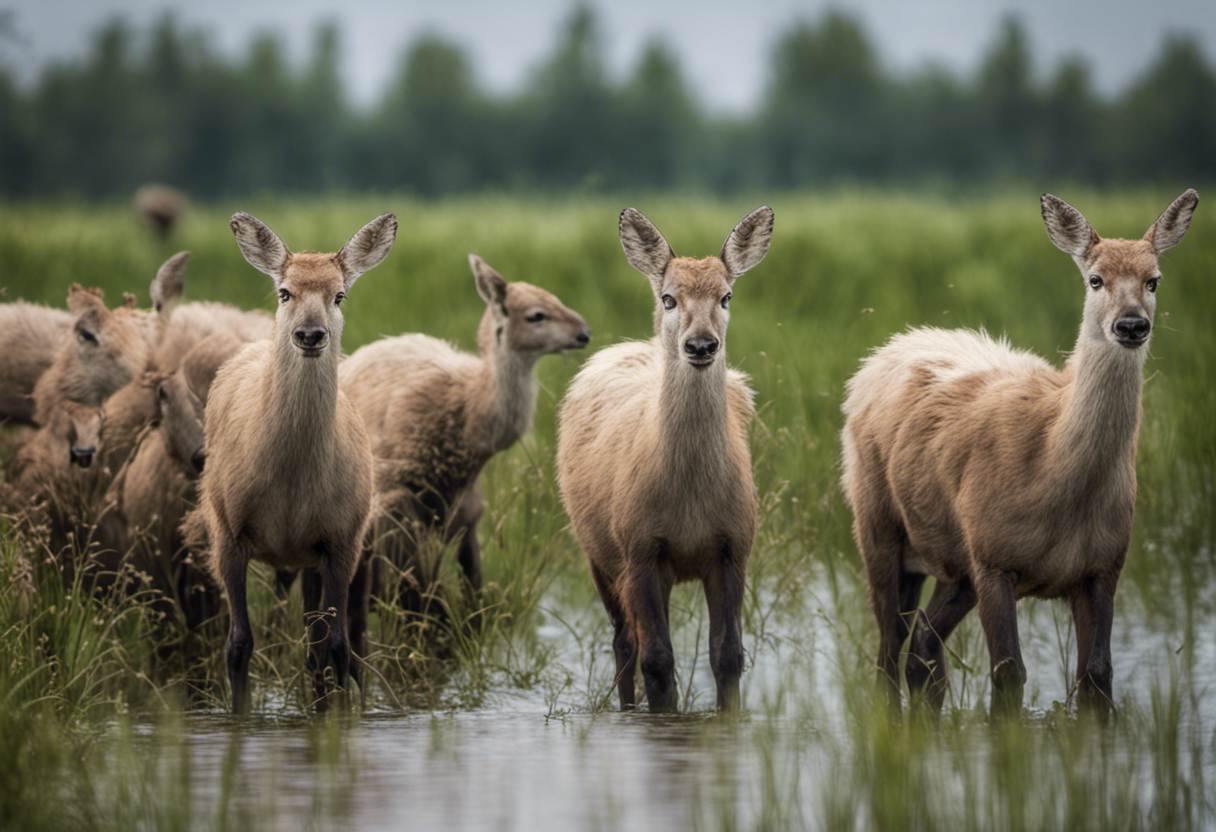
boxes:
[0,192,1212,829]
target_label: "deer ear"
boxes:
[67,283,105,315]
[230,212,290,281]
[1144,188,1198,254]
[151,251,189,315]
[1041,194,1098,259]
[337,213,398,289]
[619,208,674,285]
[720,205,774,279]
[469,254,508,312]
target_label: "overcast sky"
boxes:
[4,0,1214,110]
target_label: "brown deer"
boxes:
[840,190,1198,715]
[0,301,72,423]
[198,211,396,713]
[557,206,772,712]
[134,184,187,240]
[339,254,588,621]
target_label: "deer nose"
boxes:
[293,327,328,351]
[684,336,719,360]
[575,331,590,346]
[1113,316,1151,345]
[191,449,206,474]
[70,446,95,468]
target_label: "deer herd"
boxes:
[0,190,1199,718]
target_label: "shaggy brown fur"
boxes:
[557,206,773,712]
[197,211,395,713]
[0,301,73,423]
[340,254,588,616]
[841,190,1198,715]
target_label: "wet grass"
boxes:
[0,190,1213,829]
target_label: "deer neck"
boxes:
[1050,327,1144,491]
[470,308,539,455]
[658,347,729,480]
[264,331,339,461]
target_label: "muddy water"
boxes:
[124,578,1216,830]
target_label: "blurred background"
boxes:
[1,0,1213,198]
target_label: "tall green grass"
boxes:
[0,191,1212,829]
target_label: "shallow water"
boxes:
[118,573,1216,831]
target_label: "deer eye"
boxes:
[334,291,346,306]
[76,328,98,345]
[661,294,676,310]
[1146,277,1159,293]
[721,292,732,309]
[525,311,546,324]
[1088,275,1104,290]
[278,288,292,304]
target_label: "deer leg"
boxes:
[973,566,1026,716]
[320,556,352,702]
[347,556,370,699]
[456,523,484,631]
[623,541,677,713]
[1071,572,1117,714]
[274,569,297,601]
[906,578,976,712]
[301,569,326,703]
[859,522,917,712]
[591,561,636,710]
[217,541,253,716]
[703,541,747,711]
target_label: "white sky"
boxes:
[4,0,1214,111]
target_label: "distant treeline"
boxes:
[1,7,1214,198]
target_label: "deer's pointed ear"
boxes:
[619,208,674,286]
[230,212,290,282]
[151,251,189,315]
[1041,194,1098,259]
[469,254,508,313]
[337,213,397,289]
[1144,188,1198,254]
[67,283,106,316]
[720,205,774,279]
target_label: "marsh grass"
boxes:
[0,191,1212,829]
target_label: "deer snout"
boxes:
[191,449,206,474]
[70,445,96,468]
[293,327,329,353]
[1112,315,1151,347]
[575,330,590,346]
[684,335,719,366]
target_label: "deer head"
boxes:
[1042,190,1198,349]
[468,254,589,357]
[229,212,398,360]
[619,206,773,369]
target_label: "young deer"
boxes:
[0,301,72,424]
[199,212,395,713]
[339,254,589,618]
[557,207,772,712]
[841,190,1198,714]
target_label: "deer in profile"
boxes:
[557,206,772,712]
[339,254,589,622]
[841,190,1198,715]
[198,211,395,713]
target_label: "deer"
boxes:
[0,300,73,424]
[556,206,773,712]
[840,190,1199,715]
[197,211,396,713]
[134,184,187,240]
[339,254,589,623]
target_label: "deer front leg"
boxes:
[217,539,253,716]
[703,540,747,711]
[622,540,677,713]
[973,565,1026,716]
[347,555,371,699]
[1071,572,1117,715]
